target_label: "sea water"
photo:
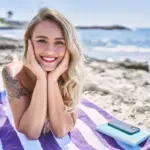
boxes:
[0,28,150,62]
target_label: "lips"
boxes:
[41,56,57,63]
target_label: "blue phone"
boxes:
[108,119,140,135]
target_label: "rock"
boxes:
[119,59,149,71]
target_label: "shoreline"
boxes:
[0,36,150,130]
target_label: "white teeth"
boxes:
[42,57,56,61]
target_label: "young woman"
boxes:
[2,8,85,140]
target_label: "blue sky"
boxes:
[0,0,150,28]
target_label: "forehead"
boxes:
[32,20,63,38]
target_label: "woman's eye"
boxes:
[55,41,64,45]
[37,39,47,43]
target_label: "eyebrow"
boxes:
[35,36,65,40]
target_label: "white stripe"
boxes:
[6,105,43,150]
[79,104,117,150]
[0,139,3,150]
[79,104,108,125]
[0,74,5,93]
[67,141,80,150]
[75,119,110,150]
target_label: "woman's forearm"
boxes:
[47,80,74,138]
[18,79,47,139]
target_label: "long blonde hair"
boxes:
[24,8,85,113]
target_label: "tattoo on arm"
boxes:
[2,67,26,103]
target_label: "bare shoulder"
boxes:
[2,62,27,103]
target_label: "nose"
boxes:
[45,44,55,54]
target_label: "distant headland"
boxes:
[76,25,131,30]
[0,17,131,30]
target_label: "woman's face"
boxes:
[31,20,66,72]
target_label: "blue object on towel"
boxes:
[54,134,71,149]
[115,140,141,150]
[96,123,150,148]
[0,91,6,104]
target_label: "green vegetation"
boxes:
[0,18,5,23]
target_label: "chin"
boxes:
[42,66,55,72]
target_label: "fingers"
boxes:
[24,40,36,66]
[64,50,69,60]
[56,51,69,76]
[62,51,70,69]
[27,40,35,62]
[59,51,69,71]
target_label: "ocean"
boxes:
[0,28,150,62]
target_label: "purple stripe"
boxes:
[39,129,93,150]
[139,137,149,147]
[0,118,24,150]
[140,137,150,149]
[70,128,95,150]
[78,108,124,150]
[81,98,114,120]
[39,131,61,150]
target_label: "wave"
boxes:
[82,38,150,48]
[83,45,150,62]
[92,45,150,53]
[0,29,24,40]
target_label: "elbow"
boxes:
[26,132,40,140]
[16,126,41,140]
[53,130,68,138]
[52,125,73,138]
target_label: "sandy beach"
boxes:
[83,56,150,130]
[0,36,150,130]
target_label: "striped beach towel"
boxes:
[0,90,150,150]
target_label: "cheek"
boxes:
[34,43,47,51]
[55,47,66,56]
[32,44,43,60]
[33,43,47,58]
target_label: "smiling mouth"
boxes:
[41,56,57,63]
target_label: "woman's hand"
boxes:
[23,40,47,80]
[48,50,70,82]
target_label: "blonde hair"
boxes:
[23,8,85,113]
